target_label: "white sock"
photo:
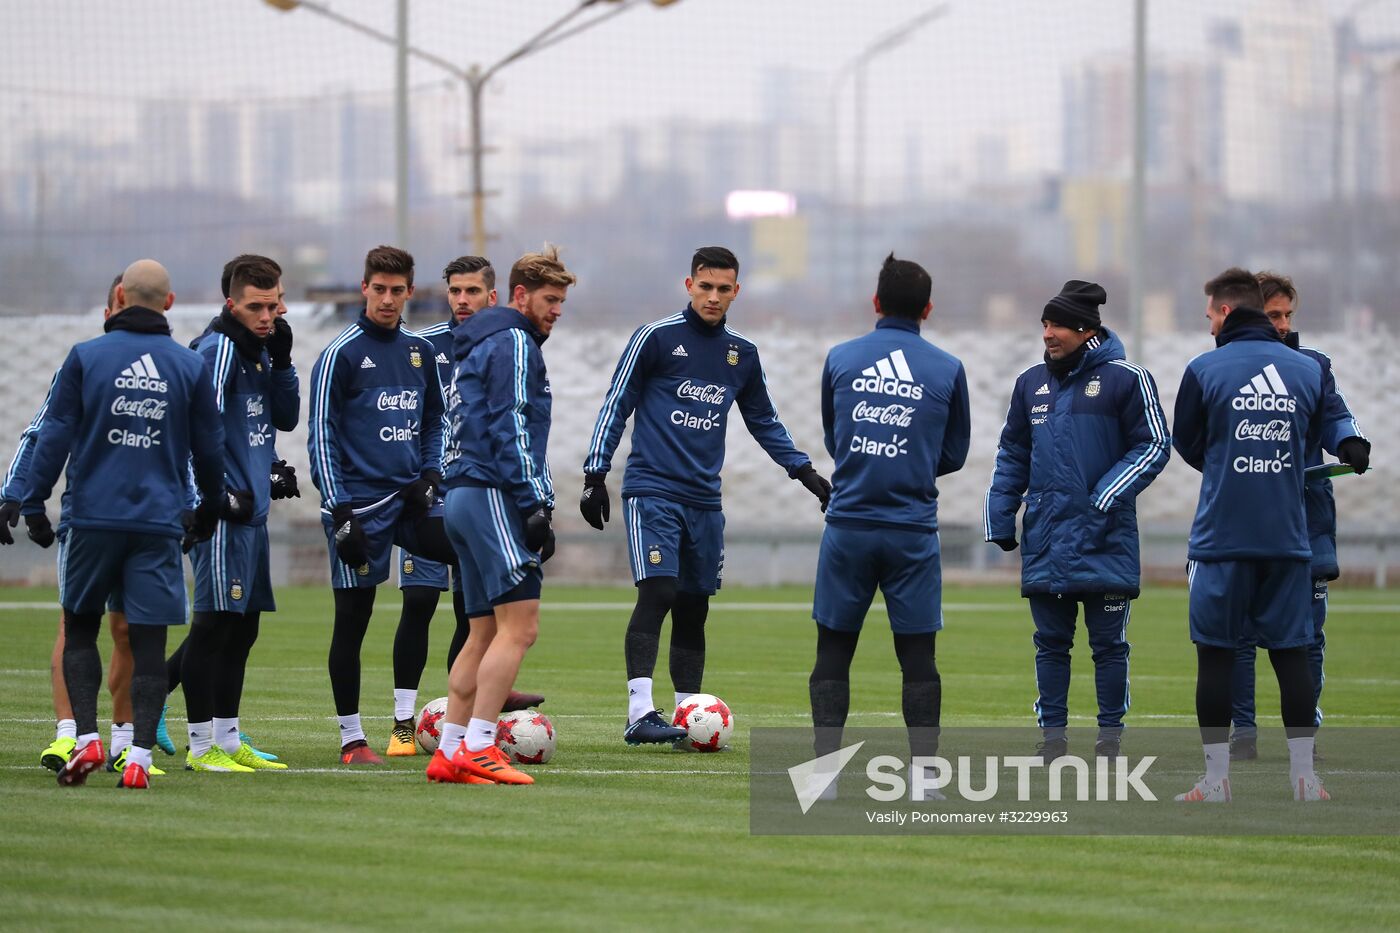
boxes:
[465,717,496,752]
[1203,742,1230,783]
[76,731,100,751]
[188,721,214,758]
[214,717,241,755]
[56,719,77,742]
[394,688,418,722]
[125,746,152,770]
[1287,735,1316,784]
[675,692,692,711]
[110,722,133,756]
[438,721,467,757]
[627,677,654,724]
[338,713,365,746]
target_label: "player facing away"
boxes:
[580,247,831,746]
[984,280,1170,759]
[810,254,970,777]
[182,257,299,772]
[1228,271,1369,761]
[386,256,544,758]
[1172,268,1328,803]
[1,274,141,774]
[427,246,574,786]
[307,245,458,765]
[10,260,227,789]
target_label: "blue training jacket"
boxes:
[16,307,225,538]
[443,306,555,513]
[1,371,58,504]
[194,312,299,526]
[411,318,455,465]
[821,317,970,531]
[307,314,443,511]
[583,306,812,510]
[985,327,1170,597]
[1172,311,1324,562]
[1291,339,1368,580]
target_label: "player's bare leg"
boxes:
[426,613,497,784]
[452,600,537,784]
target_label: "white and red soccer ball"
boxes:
[496,710,556,764]
[416,696,449,753]
[672,693,733,752]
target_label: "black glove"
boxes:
[579,473,610,530]
[991,538,1018,552]
[266,317,294,370]
[183,496,221,553]
[402,469,442,518]
[270,460,300,499]
[522,505,553,554]
[221,488,255,523]
[794,464,832,512]
[540,528,557,564]
[25,511,54,548]
[332,504,369,568]
[1337,437,1370,475]
[0,499,18,546]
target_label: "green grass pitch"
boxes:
[1,583,1397,930]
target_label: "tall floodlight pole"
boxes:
[264,0,680,255]
[831,5,949,284]
[1128,0,1147,360]
[395,0,409,250]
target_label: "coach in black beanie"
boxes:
[1043,280,1106,333]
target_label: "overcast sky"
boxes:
[5,0,1399,187]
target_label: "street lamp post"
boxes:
[829,5,949,284]
[265,0,679,256]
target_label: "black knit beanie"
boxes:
[1043,280,1106,332]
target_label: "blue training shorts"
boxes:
[56,532,124,614]
[623,496,724,595]
[397,549,452,591]
[320,494,442,590]
[1188,558,1312,650]
[813,524,943,634]
[191,521,275,614]
[443,485,543,616]
[59,528,186,626]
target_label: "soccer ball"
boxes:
[416,696,449,753]
[672,694,733,752]
[496,710,556,764]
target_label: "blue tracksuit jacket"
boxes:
[583,306,812,510]
[1172,312,1324,562]
[985,327,1170,597]
[1289,339,1367,580]
[307,314,443,510]
[16,307,225,538]
[820,317,970,531]
[1,372,58,504]
[443,307,554,512]
[194,312,299,526]
[411,318,455,464]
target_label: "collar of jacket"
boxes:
[212,307,267,362]
[875,316,920,334]
[104,306,172,336]
[357,312,402,343]
[1284,331,1301,350]
[683,305,726,336]
[1045,331,1102,379]
[1215,307,1280,347]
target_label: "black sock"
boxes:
[328,588,376,717]
[214,612,259,720]
[62,612,103,738]
[894,631,941,758]
[1196,643,1234,745]
[181,611,235,725]
[669,591,709,696]
[127,624,168,752]
[625,577,676,680]
[810,624,860,757]
[447,589,469,671]
[165,635,187,695]
[1268,646,1317,736]
[393,587,439,691]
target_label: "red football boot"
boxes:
[117,762,150,789]
[57,739,105,787]
[339,739,384,766]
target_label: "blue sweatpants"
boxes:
[1028,593,1132,731]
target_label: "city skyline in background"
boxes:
[3,0,1399,331]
